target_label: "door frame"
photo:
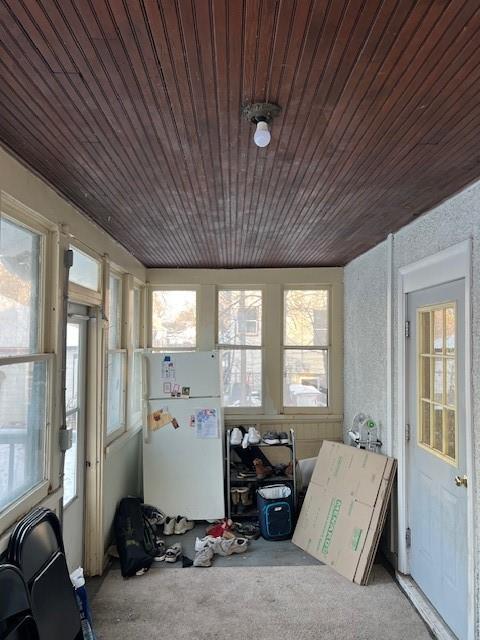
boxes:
[395,239,475,639]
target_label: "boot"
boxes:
[253,458,273,480]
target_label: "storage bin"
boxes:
[257,484,294,541]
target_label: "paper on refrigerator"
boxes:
[194,408,219,438]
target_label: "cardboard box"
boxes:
[292,441,397,585]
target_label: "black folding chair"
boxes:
[7,509,82,640]
[0,564,39,639]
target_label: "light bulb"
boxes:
[253,120,271,147]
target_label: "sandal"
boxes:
[165,542,182,563]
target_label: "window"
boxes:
[0,216,50,513]
[106,273,126,436]
[218,289,262,408]
[69,246,100,292]
[283,289,329,408]
[128,285,143,426]
[152,290,196,349]
[418,304,457,462]
[64,322,82,506]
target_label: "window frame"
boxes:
[128,281,145,429]
[0,202,55,531]
[149,286,199,352]
[105,268,127,444]
[68,241,102,307]
[282,285,332,415]
[216,286,264,413]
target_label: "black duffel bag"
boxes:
[114,497,154,578]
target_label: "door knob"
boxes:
[454,474,468,488]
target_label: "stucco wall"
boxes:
[344,180,480,637]
[344,240,388,444]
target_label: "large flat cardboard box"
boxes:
[292,441,396,585]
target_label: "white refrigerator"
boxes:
[142,351,225,520]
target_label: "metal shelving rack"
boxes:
[225,427,297,520]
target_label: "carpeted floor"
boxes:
[91,562,432,639]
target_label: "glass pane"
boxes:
[107,351,125,434]
[218,290,262,346]
[108,275,122,349]
[433,358,443,403]
[283,349,328,407]
[133,287,141,348]
[284,289,329,346]
[0,360,47,511]
[0,217,41,356]
[445,408,456,459]
[419,311,431,354]
[446,359,455,406]
[129,350,142,423]
[420,401,431,446]
[419,356,430,399]
[65,323,79,411]
[433,309,443,354]
[63,412,78,505]
[69,246,100,291]
[433,404,443,452]
[152,290,196,348]
[221,349,261,407]
[445,306,455,355]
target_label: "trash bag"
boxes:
[114,497,154,577]
[70,567,96,640]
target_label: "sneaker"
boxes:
[210,537,248,556]
[262,431,280,445]
[278,432,289,444]
[230,427,243,445]
[163,516,175,536]
[174,515,194,535]
[247,426,261,444]
[165,542,182,563]
[241,432,249,449]
[232,522,260,540]
[253,458,273,479]
[193,545,214,567]
[153,539,166,561]
[195,535,216,552]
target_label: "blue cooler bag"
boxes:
[257,484,294,540]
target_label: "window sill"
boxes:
[105,424,143,457]
[224,413,343,423]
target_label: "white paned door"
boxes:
[63,304,88,571]
[407,279,468,639]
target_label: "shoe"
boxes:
[142,504,166,526]
[241,432,249,449]
[278,432,289,444]
[247,426,261,444]
[210,537,248,556]
[165,542,182,563]
[237,487,252,507]
[285,461,294,478]
[163,516,175,535]
[230,488,240,505]
[195,535,216,552]
[253,458,273,480]
[193,545,214,567]
[262,431,280,445]
[153,539,166,561]
[238,470,257,479]
[232,522,260,540]
[174,515,194,534]
[230,427,243,445]
[206,518,234,538]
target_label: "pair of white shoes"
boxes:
[163,515,194,535]
[193,535,248,567]
[231,426,261,448]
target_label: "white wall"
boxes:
[344,180,480,637]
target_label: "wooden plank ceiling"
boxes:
[1,1,480,268]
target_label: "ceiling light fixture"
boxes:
[242,102,281,148]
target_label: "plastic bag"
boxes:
[70,567,96,640]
